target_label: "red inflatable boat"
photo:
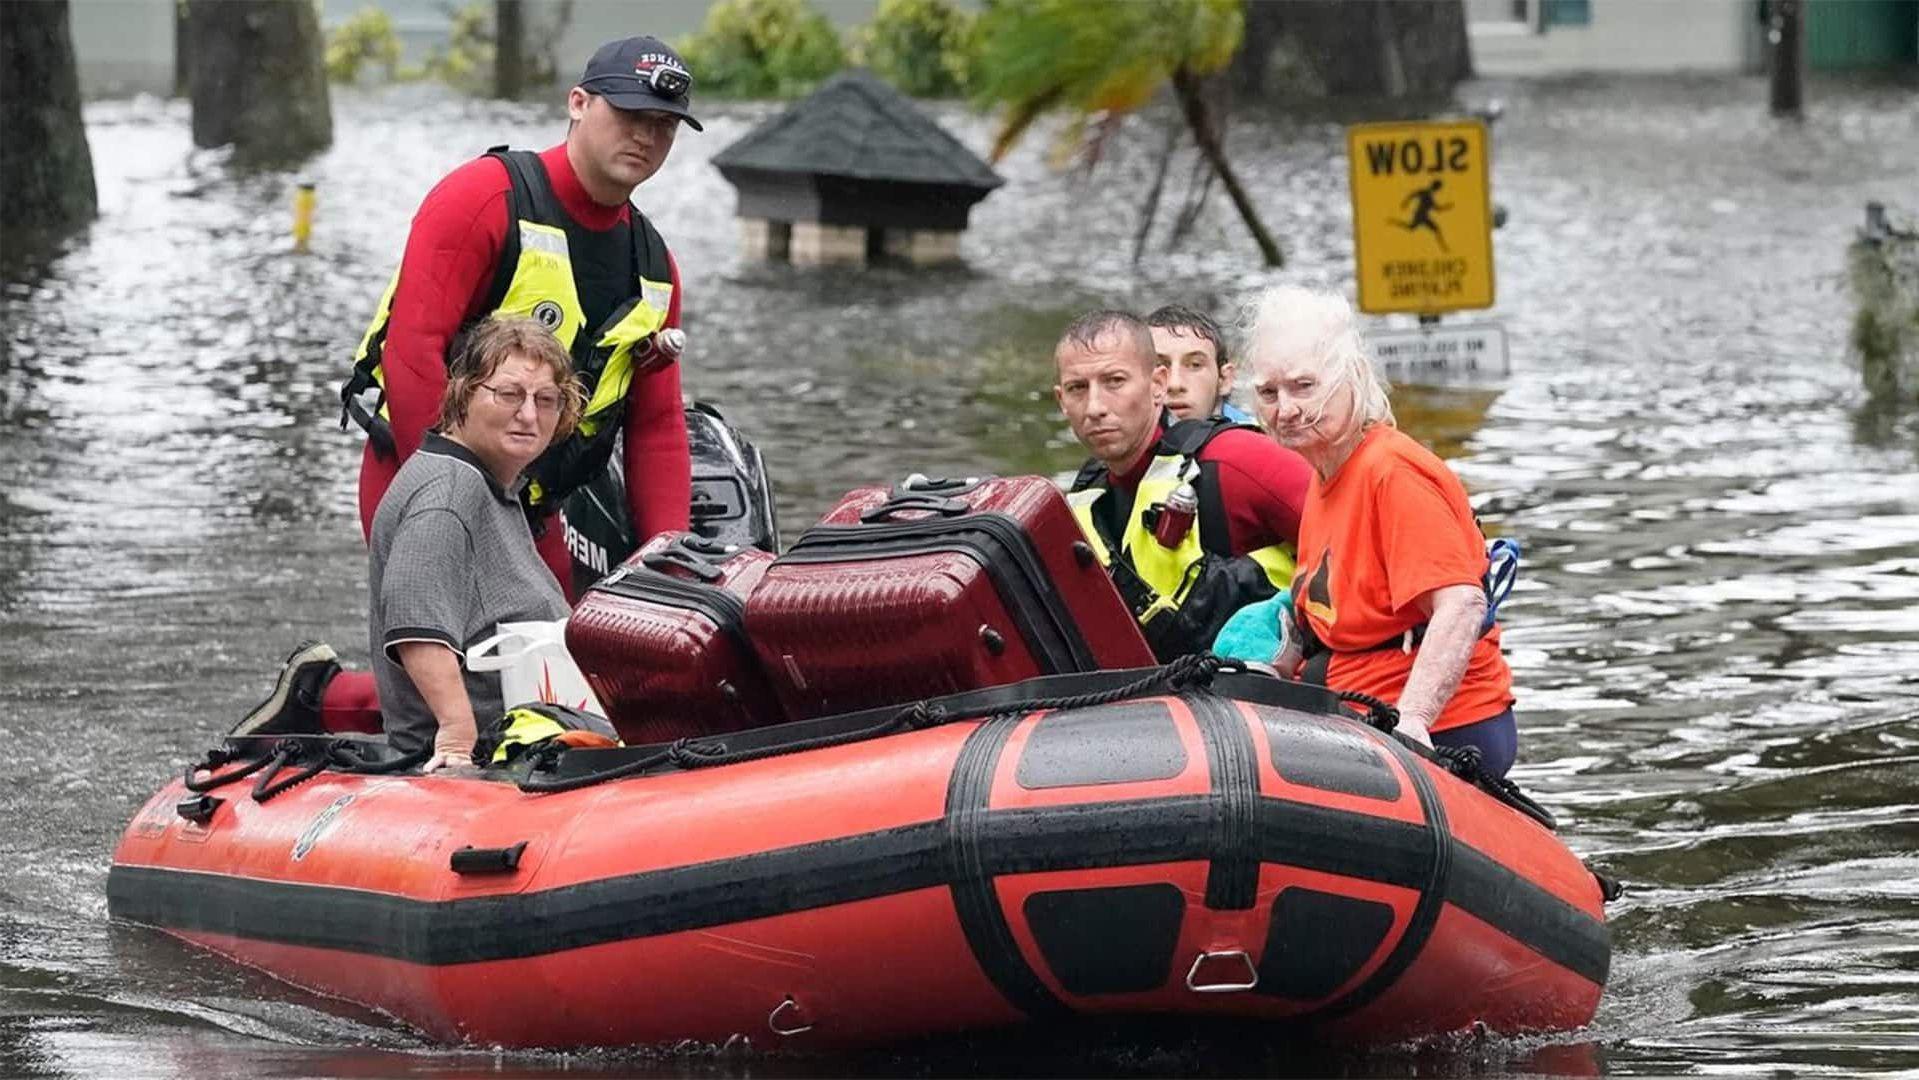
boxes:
[111,475,1608,1049]
[108,664,1609,1051]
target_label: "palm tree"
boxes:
[968,0,1283,266]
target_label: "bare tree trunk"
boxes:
[1230,0,1289,98]
[496,0,526,100]
[1170,76,1228,247]
[1132,115,1182,264]
[1238,0,1472,100]
[0,0,98,257]
[1374,1,1409,99]
[1170,68,1282,267]
[1770,0,1806,118]
[1169,153,1216,248]
[187,0,332,166]
[1389,0,1474,90]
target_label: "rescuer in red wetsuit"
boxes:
[341,35,701,600]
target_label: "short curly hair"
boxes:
[435,315,585,440]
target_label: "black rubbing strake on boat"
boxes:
[945,714,1070,1018]
[1306,731,1454,1022]
[1193,694,1260,910]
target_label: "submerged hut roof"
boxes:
[712,68,1003,191]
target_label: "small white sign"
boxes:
[1369,323,1510,381]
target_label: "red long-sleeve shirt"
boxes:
[363,142,690,544]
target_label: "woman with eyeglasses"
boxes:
[356,316,588,772]
[235,316,589,772]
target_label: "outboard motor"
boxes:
[562,401,780,595]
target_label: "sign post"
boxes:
[1347,119,1495,316]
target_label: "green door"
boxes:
[1807,0,1919,70]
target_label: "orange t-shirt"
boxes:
[1291,425,1513,732]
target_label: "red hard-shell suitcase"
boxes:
[744,475,1155,719]
[567,532,785,743]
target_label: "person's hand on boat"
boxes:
[395,642,485,774]
[1393,711,1435,748]
[423,723,481,774]
[1394,583,1484,751]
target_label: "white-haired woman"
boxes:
[1241,285,1517,776]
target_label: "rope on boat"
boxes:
[181,654,1562,836]
[184,739,428,804]
[513,652,1230,795]
[1328,686,1560,833]
[1331,688,1400,733]
[1428,741,1557,831]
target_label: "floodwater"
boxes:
[3,73,1918,1076]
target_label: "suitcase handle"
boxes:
[859,494,970,524]
[640,545,725,583]
[673,533,739,559]
[893,472,988,498]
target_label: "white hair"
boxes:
[1239,285,1394,430]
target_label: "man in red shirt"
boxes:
[1057,310,1313,660]
[341,35,697,599]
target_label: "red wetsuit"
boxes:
[355,142,691,597]
[1103,421,1312,552]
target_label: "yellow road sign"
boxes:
[1347,120,1494,315]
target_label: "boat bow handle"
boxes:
[1185,949,1260,993]
[767,996,815,1036]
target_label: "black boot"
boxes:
[231,641,340,737]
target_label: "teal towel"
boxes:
[1212,592,1293,664]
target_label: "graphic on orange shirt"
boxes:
[1299,555,1336,626]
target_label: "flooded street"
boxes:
[4,73,1919,1075]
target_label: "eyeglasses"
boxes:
[480,383,565,415]
[583,62,693,101]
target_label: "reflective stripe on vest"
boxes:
[342,151,675,507]
[1067,454,1295,628]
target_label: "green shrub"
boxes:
[421,2,490,94]
[325,7,403,84]
[415,3,557,96]
[851,0,973,98]
[678,0,846,99]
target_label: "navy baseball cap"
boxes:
[577,36,702,131]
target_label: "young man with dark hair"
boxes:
[1145,303,1252,423]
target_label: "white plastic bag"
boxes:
[464,620,606,716]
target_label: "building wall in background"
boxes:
[70,0,176,98]
[1471,0,1765,76]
